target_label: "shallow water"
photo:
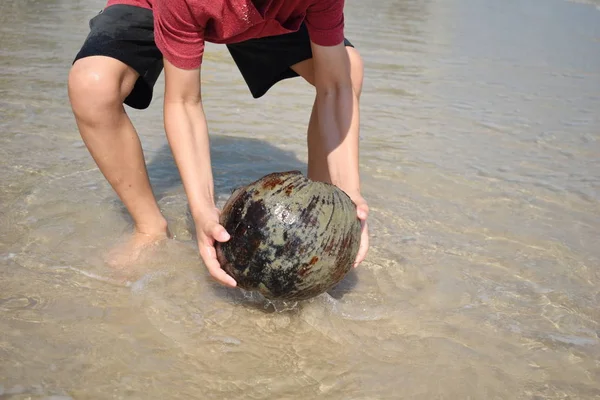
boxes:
[1,0,599,398]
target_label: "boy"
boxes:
[68,0,369,288]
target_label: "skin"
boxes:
[68,56,171,268]
[67,41,368,284]
[292,45,369,271]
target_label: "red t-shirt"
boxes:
[105,0,345,70]
[106,0,153,10]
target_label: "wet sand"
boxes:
[1,0,599,398]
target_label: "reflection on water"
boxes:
[1,0,600,398]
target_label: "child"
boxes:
[68,0,369,287]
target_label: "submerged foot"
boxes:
[105,228,172,272]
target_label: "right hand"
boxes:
[352,195,370,268]
[195,206,237,288]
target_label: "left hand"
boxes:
[351,195,369,268]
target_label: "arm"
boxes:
[306,0,369,266]
[311,41,369,268]
[155,0,236,286]
[305,0,360,198]
[162,59,236,288]
[163,62,213,219]
[154,0,213,212]
[310,41,360,199]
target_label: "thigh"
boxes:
[73,4,163,110]
[226,23,354,99]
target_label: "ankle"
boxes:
[134,218,169,237]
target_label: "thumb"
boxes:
[210,223,231,243]
[356,202,369,221]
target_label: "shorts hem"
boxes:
[247,39,355,99]
[71,4,161,110]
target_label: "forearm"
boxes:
[164,100,215,221]
[315,85,361,198]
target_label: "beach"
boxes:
[1,0,599,398]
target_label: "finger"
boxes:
[353,238,368,267]
[207,262,237,287]
[353,222,369,268]
[199,243,237,287]
[209,222,230,243]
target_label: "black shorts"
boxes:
[73,4,354,110]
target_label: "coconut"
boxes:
[215,171,361,301]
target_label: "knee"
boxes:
[347,47,364,98]
[67,58,135,123]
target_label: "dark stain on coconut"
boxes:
[285,184,294,196]
[215,171,361,301]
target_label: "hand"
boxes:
[351,195,369,268]
[195,207,237,288]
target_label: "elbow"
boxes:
[164,92,202,106]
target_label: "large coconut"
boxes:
[215,171,361,301]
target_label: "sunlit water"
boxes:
[1,0,599,399]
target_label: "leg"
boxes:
[68,56,169,267]
[290,47,364,183]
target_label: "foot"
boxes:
[105,227,171,270]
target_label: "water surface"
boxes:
[1,0,599,398]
